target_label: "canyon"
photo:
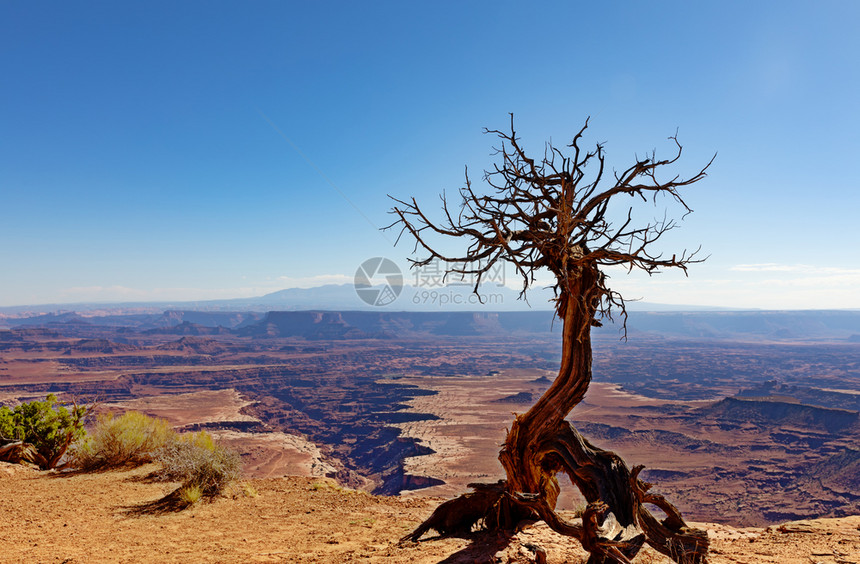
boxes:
[1,309,859,527]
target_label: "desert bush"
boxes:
[72,411,173,469]
[178,484,203,505]
[0,394,88,469]
[241,482,258,498]
[155,431,241,496]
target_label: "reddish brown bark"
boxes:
[391,116,713,563]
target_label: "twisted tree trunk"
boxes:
[391,116,713,563]
[403,267,709,563]
[499,266,599,509]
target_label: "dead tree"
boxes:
[388,115,713,563]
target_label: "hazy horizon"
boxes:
[1,282,859,315]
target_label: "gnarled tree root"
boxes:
[400,481,512,542]
[402,422,709,564]
[0,441,49,468]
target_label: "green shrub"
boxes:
[178,484,203,505]
[241,482,258,498]
[0,394,88,469]
[155,431,241,496]
[72,411,173,469]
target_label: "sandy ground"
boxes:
[2,462,859,564]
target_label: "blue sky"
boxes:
[1,1,859,309]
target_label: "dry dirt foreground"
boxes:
[3,463,859,564]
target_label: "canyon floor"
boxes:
[2,461,859,564]
[3,309,860,560]
[2,314,860,526]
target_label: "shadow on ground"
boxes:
[409,530,520,564]
[121,488,191,517]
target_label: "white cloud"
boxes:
[58,285,275,303]
[731,263,804,272]
[607,262,860,309]
[275,274,352,288]
[730,263,860,276]
[47,260,859,310]
[50,274,356,305]
[490,262,860,309]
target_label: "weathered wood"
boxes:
[0,441,47,467]
[390,116,713,563]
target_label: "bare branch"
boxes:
[385,116,711,324]
[394,117,713,564]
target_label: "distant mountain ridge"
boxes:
[0,283,738,318]
[237,311,550,339]
[3,308,859,342]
